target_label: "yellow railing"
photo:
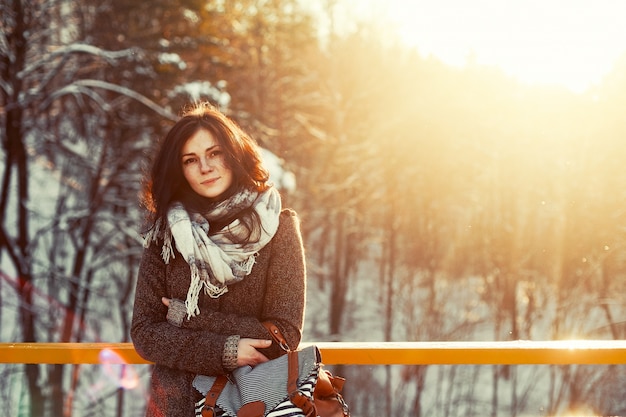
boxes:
[2,340,626,365]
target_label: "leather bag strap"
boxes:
[287,350,317,417]
[287,351,300,393]
[202,375,229,417]
[262,321,317,417]
[262,321,317,416]
[262,321,291,353]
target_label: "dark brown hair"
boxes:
[143,103,270,230]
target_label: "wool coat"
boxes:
[131,209,306,417]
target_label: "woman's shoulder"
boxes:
[280,207,299,218]
[265,208,304,255]
[275,208,302,239]
[279,208,301,227]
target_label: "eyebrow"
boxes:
[181,145,220,158]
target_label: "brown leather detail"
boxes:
[331,375,346,393]
[261,321,291,352]
[202,375,228,417]
[315,369,346,396]
[314,395,350,417]
[237,400,265,417]
[314,369,336,397]
[287,350,317,417]
[290,391,316,417]
[287,351,299,394]
[312,369,349,416]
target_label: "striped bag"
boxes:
[194,325,349,417]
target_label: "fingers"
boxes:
[248,339,272,349]
[161,297,170,307]
[237,338,271,367]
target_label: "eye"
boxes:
[209,149,222,158]
[182,157,197,166]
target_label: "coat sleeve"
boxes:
[259,209,306,352]
[130,241,230,376]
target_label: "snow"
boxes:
[260,148,296,194]
[169,81,231,108]
[157,52,187,70]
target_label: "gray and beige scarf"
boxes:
[144,187,281,318]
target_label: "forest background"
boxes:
[2,0,626,416]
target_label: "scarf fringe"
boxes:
[185,263,202,318]
[234,254,257,277]
[143,219,176,264]
[162,227,174,264]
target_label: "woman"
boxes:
[131,103,306,417]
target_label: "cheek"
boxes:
[223,164,234,179]
[218,157,231,171]
[218,160,234,177]
[181,166,195,184]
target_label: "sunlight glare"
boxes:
[346,0,626,93]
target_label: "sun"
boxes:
[340,0,626,93]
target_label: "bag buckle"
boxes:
[290,391,316,417]
[201,404,216,417]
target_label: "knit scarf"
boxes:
[144,187,281,318]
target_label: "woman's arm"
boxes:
[260,209,306,352]
[130,243,231,376]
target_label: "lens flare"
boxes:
[99,348,139,390]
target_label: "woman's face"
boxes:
[181,129,234,199]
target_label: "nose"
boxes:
[199,156,214,173]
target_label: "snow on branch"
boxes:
[42,79,176,121]
[18,44,140,79]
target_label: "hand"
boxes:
[163,297,271,367]
[237,338,271,367]
[162,297,186,327]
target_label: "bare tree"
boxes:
[1,1,172,415]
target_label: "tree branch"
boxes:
[41,79,177,121]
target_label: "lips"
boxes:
[201,177,219,185]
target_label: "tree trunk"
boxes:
[2,1,45,415]
[329,211,346,336]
